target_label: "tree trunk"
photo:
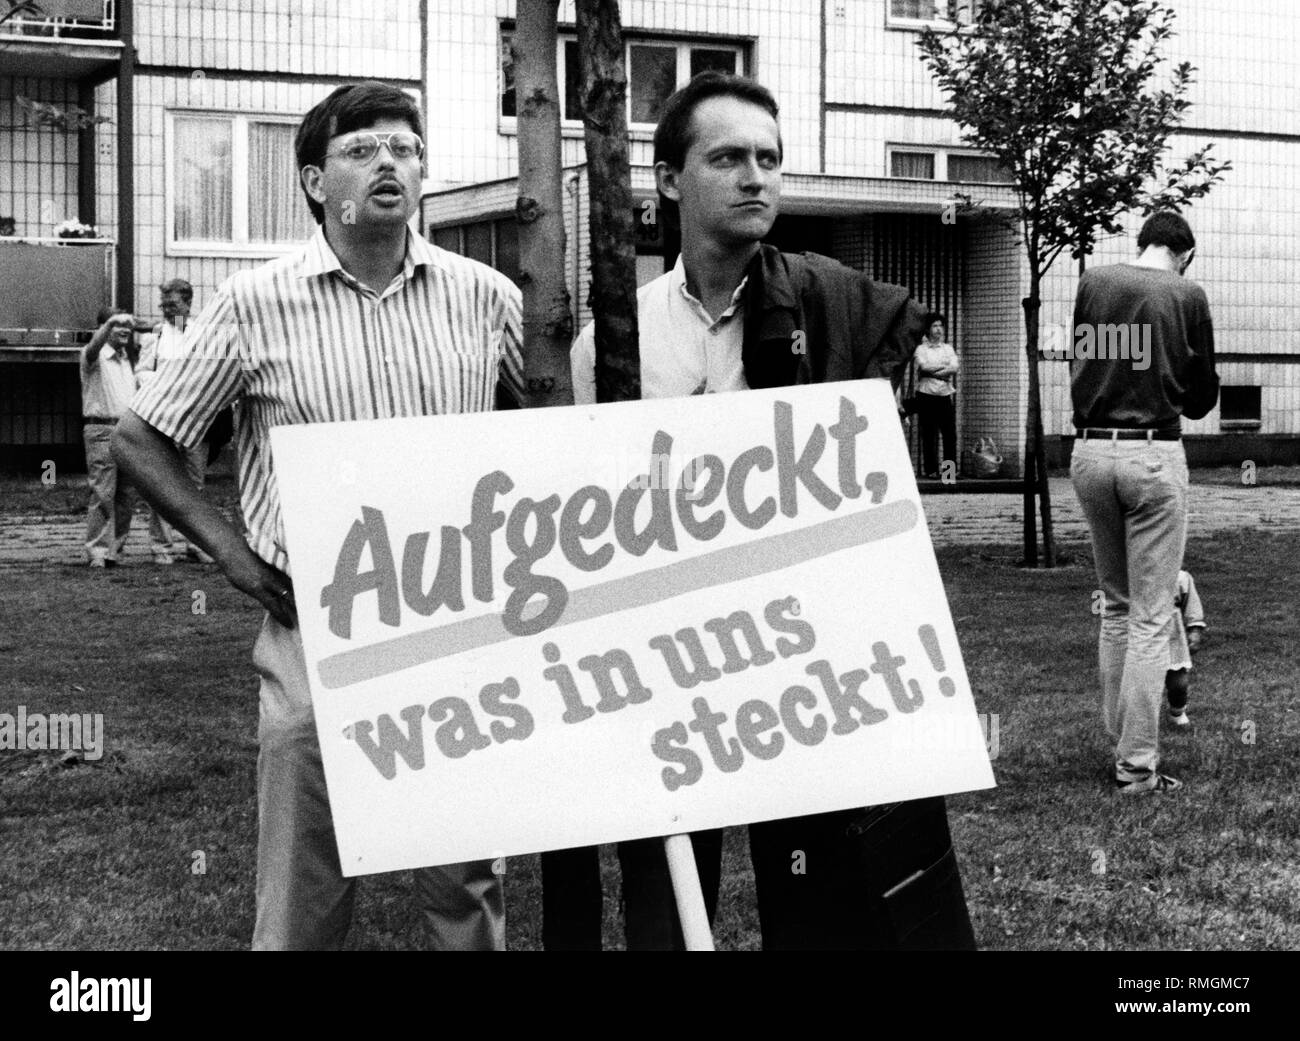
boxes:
[576,0,640,403]
[514,0,574,408]
[1022,278,1057,568]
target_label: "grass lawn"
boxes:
[1,528,1297,950]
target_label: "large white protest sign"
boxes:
[272,379,995,875]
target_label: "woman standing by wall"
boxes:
[913,313,959,479]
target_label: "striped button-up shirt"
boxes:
[130,227,524,573]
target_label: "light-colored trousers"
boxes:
[84,422,150,561]
[1070,438,1188,782]
[250,613,505,950]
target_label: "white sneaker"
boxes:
[1168,707,1190,727]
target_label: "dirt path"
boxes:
[4,477,1297,567]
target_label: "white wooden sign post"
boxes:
[272,379,995,947]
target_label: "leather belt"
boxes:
[82,416,119,425]
[1077,428,1180,441]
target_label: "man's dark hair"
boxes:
[652,71,782,171]
[159,278,193,302]
[294,82,425,225]
[1137,210,1195,256]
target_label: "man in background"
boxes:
[137,278,213,563]
[80,308,142,567]
[1070,209,1218,795]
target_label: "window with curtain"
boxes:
[248,121,309,243]
[499,29,745,129]
[169,112,309,252]
[890,151,936,179]
[889,1,982,24]
[890,0,935,18]
[947,153,1014,184]
[174,117,233,242]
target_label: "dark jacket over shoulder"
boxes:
[741,245,927,391]
[738,244,975,952]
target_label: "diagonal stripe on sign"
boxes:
[317,498,919,689]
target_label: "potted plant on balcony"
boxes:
[54,218,100,240]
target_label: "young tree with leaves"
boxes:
[917,0,1229,567]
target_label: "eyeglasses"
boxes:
[324,131,424,164]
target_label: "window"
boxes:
[888,1,983,27]
[500,29,744,130]
[429,218,522,286]
[1219,386,1262,431]
[946,154,1013,184]
[887,145,1013,184]
[890,151,936,180]
[167,112,313,255]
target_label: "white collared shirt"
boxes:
[130,226,523,572]
[136,321,184,391]
[570,255,749,404]
[79,343,137,419]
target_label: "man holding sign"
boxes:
[569,73,977,949]
[113,82,523,949]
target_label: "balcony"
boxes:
[0,1,122,81]
[0,236,116,361]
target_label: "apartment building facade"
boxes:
[1,0,423,470]
[423,0,1300,469]
[3,1,1296,471]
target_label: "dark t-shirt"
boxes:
[1069,263,1218,432]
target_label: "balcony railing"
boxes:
[0,0,114,38]
[0,237,115,348]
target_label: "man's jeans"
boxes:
[1070,438,1187,783]
[84,422,135,562]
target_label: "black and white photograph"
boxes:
[0,0,1293,1015]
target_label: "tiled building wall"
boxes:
[425,0,822,191]
[133,0,421,80]
[92,84,118,246]
[825,0,957,111]
[1176,0,1299,139]
[824,110,966,177]
[84,1,424,319]
[962,217,1025,473]
[0,78,82,237]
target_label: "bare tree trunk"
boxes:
[514,0,574,408]
[1022,277,1057,568]
[576,0,640,403]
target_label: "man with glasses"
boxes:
[137,278,212,563]
[114,82,524,949]
[1070,210,1218,795]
